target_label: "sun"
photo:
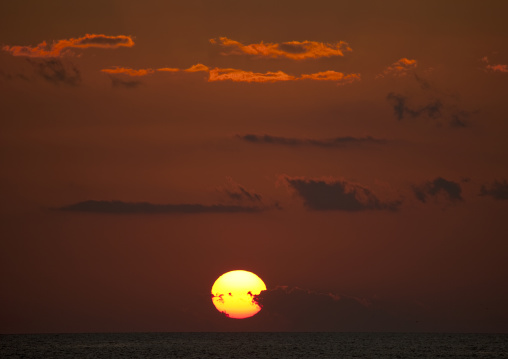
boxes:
[211,270,266,319]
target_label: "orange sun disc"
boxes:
[211,270,266,319]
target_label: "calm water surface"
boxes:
[1,332,507,358]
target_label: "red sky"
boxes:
[0,0,507,333]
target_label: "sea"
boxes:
[1,332,507,358]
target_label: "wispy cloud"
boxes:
[237,134,387,147]
[300,71,360,84]
[412,177,462,203]
[208,68,296,82]
[3,34,134,58]
[282,176,401,211]
[101,67,154,76]
[480,179,508,200]
[377,58,417,78]
[210,37,352,60]
[58,200,263,214]
[386,92,442,121]
[209,68,360,84]
[157,67,180,72]
[386,91,472,128]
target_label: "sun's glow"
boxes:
[211,270,266,319]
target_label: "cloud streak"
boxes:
[282,176,401,211]
[59,200,263,214]
[237,134,387,147]
[299,71,360,84]
[413,177,462,203]
[210,37,352,60]
[101,67,155,76]
[3,34,135,58]
[208,68,296,82]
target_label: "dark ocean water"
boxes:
[1,332,507,358]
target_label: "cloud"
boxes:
[184,63,210,72]
[208,68,296,83]
[480,179,508,200]
[3,34,134,58]
[98,63,359,84]
[26,58,81,86]
[377,58,418,78]
[210,37,352,60]
[219,177,263,203]
[482,56,508,73]
[386,92,442,121]
[412,177,463,203]
[100,65,205,77]
[486,64,508,72]
[386,71,475,128]
[300,71,361,84]
[208,68,360,84]
[101,67,154,76]
[282,176,401,211]
[157,67,180,72]
[237,134,387,147]
[109,76,142,88]
[58,200,263,214]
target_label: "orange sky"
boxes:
[0,0,507,333]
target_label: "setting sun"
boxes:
[211,270,266,319]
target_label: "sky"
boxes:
[0,0,507,334]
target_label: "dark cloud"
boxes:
[256,286,425,332]
[26,58,81,86]
[110,76,142,88]
[238,134,387,148]
[387,73,474,128]
[283,176,401,211]
[480,179,508,200]
[386,92,442,121]
[413,177,462,203]
[58,200,263,214]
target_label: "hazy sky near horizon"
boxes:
[1,0,507,333]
